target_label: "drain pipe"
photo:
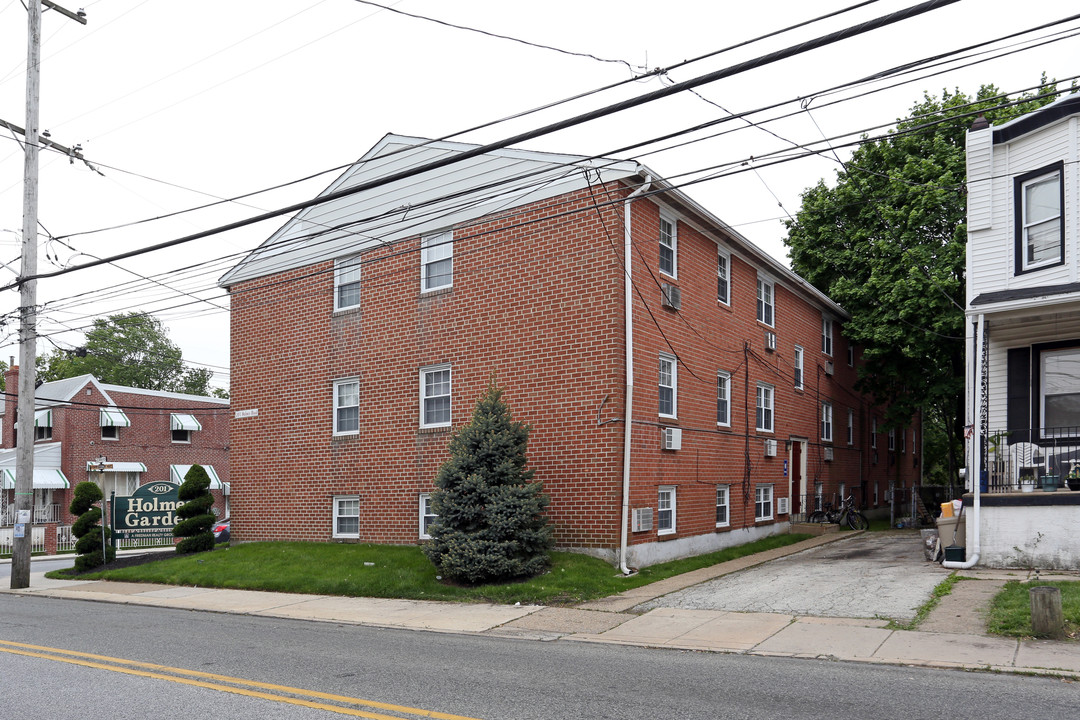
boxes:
[619,173,651,575]
[944,312,982,569]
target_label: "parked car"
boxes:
[213,518,230,543]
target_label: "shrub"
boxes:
[423,382,552,584]
[69,481,115,572]
[173,464,215,554]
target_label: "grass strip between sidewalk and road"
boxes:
[48,533,812,606]
[987,580,1080,639]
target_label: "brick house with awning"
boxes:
[0,366,230,550]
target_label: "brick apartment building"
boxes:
[221,135,920,568]
[0,367,230,543]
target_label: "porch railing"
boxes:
[983,428,1080,492]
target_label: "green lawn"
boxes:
[48,533,812,605]
[987,580,1080,639]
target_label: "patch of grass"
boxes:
[987,580,1080,639]
[888,572,961,630]
[47,533,813,606]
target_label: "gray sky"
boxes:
[0,0,1076,394]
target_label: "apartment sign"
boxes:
[111,481,185,541]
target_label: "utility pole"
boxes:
[11,1,86,590]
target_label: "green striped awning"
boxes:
[170,465,228,494]
[1,467,70,489]
[100,407,132,427]
[34,409,52,428]
[170,413,202,431]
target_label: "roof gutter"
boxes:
[619,173,651,575]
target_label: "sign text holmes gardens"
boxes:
[111,481,184,541]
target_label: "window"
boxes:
[420,364,452,428]
[419,493,437,540]
[658,486,676,535]
[716,249,730,304]
[874,482,879,506]
[171,429,189,443]
[716,371,731,426]
[822,318,833,356]
[34,409,52,441]
[170,413,200,443]
[847,343,854,367]
[715,486,729,527]
[871,417,878,449]
[1041,347,1080,434]
[821,402,832,442]
[847,408,854,445]
[101,425,118,440]
[839,482,847,504]
[901,428,906,453]
[421,230,453,292]
[755,485,774,521]
[888,428,896,451]
[756,276,774,326]
[793,345,804,390]
[659,212,677,277]
[756,383,774,432]
[1015,162,1064,273]
[35,426,52,441]
[335,255,363,310]
[333,496,360,538]
[659,354,677,418]
[333,378,359,435]
[813,481,823,511]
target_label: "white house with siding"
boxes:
[963,92,1080,570]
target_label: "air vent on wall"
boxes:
[632,507,654,532]
[661,427,682,451]
[776,497,790,515]
[764,331,777,352]
[661,283,681,310]
[764,438,777,457]
[824,360,835,376]
[824,446,834,461]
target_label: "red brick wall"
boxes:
[227,183,919,555]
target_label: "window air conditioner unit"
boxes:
[776,497,790,515]
[661,283,681,310]
[764,438,777,457]
[632,507,654,532]
[824,446,834,461]
[824,360,834,376]
[661,427,682,451]
[764,331,777,352]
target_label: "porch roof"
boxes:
[971,282,1080,308]
[0,467,70,489]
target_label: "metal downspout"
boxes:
[944,313,982,569]
[620,174,651,575]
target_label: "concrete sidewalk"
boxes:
[3,534,1077,678]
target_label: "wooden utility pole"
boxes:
[11,0,86,590]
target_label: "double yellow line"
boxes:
[0,640,482,719]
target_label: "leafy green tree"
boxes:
[37,312,217,395]
[69,481,116,571]
[173,464,216,554]
[423,383,552,585]
[784,81,1063,484]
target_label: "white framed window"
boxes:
[821,402,832,442]
[419,493,437,540]
[888,428,896,451]
[421,230,453,292]
[420,364,452,428]
[659,212,677,277]
[333,378,360,435]
[715,485,729,527]
[755,485,774,521]
[658,486,676,535]
[814,481,824,512]
[659,354,677,418]
[171,429,189,443]
[756,382,774,433]
[874,482,879,505]
[334,255,363,311]
[333,495,360,538]
[1017,164,1063,273]
[822,318,833,356]
[871,416,878,449]
[716,371,731,426]
[716,248,730,305]
[839,482,847,504]
[793,345,804,390]
[101,425,118,441]
[900,428,906,453]
[756,276,774,326]
[847,408,854,445]
[1040,347,1080,435]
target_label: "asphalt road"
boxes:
[638,531,949,620]
[1,594,1075,719]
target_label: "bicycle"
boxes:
[807,495,869,530]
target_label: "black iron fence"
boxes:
[983,429,1080,492]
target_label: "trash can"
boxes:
[936,513,966,548]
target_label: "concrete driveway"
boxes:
[635,531,952,622]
